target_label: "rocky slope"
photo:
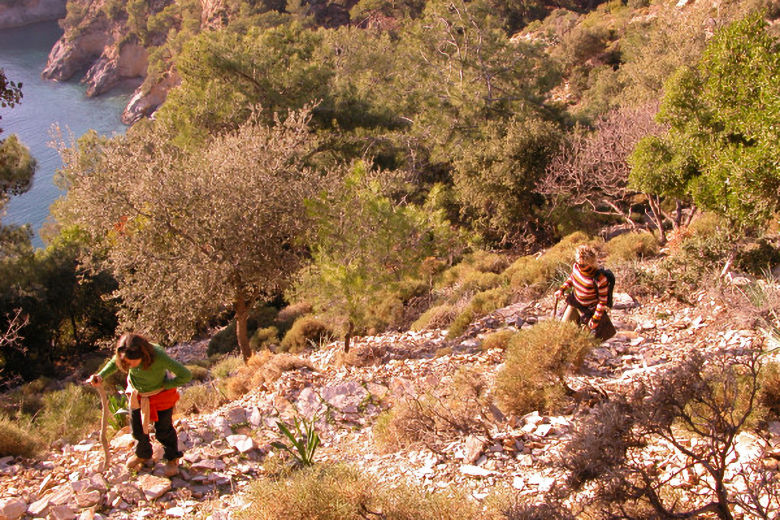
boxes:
[0,0,66,29]
[1,281,779,520]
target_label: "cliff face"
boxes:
[40,0,360,124]
[41,0,154,101]
[0,0,66,29]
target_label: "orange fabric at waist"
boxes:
[148,388,179,423]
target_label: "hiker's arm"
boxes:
[96,357,118,380]
[588,275,610,328]
[555,270,574,298]
[159,352,192,389]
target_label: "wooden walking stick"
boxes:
[95,384,111,472]
[552,296,559,319]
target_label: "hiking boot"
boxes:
[164,458,179,477]
[126,455,151,471]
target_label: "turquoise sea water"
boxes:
[0,21,131,248]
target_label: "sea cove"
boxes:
[0,21,130,247]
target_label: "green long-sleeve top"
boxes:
[98,344,192,393]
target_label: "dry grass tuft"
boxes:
[239,464,477,520]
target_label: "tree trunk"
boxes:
[235,289,251,363]
[646,194,667,245]
[344,320,354,353]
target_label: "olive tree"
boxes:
[56,107,324,361]
[629,13,779,228]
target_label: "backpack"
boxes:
[594,268,616,308]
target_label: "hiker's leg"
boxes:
[130,408,153,459]
[561,305,580,324]
[154,407,183,461]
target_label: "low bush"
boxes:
[494,321,596,416]
[275,302,312,331]
[207,304,280,356]
[0,414,39,457]
[559,352,773,519]
[178,383,228,416]
[447,287,512,339]
[481,330,516,351]
[186,364,209,382]
[605,231,659,263]
[225,351,314,399]
[364,294,405,334]
[249,326,279,351]
[35,384,100,445]
[239,464,477,520]
[0,377,52,417]
[337,343,388,367]
[411,303,457,331]
[373,368,490,453]
[279,316,333,353]
[505,232,595,294]
[210,355,243,380]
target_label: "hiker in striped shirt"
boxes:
[554,244,609,331]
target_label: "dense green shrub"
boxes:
[279,316,333,353]
[605,231,659,263]
[495,321,596,415]
[239,464,478,520]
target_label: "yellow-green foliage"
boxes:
[239,464,478,520]
[480,329,515,351]
[0,414,39,457]
[35,384,100,445]
[411,303,456,331]
[605,231,659,263]
[210,355,243,380]
[178,383,228,416]
[279,316,333,353]
[250,326,279,351]
[688,212,725,238]
[505,232,595,292]
[495,321,597,415]
[435,250,510,298]
[447,287,512,339]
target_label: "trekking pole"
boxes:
[552,296,559,319]
[95,384,111,472]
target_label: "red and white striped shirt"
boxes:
[560,263,609,322]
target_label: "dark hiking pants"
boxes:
[131,407,183,461]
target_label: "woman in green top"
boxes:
[87,333,191,476]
